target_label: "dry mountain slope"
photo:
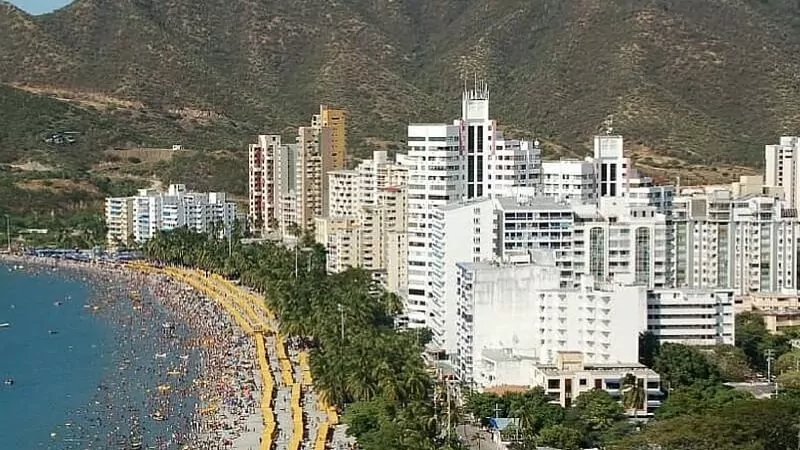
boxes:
[3,0,800,170]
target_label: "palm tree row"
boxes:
[142,228,458,450]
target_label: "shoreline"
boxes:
[1,254,264,449]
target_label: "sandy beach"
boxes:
[1,253,356,450]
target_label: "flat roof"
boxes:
[534,363,658,377]
[495,196,570,211]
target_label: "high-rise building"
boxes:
[315,105,347,170]
[314,151,408,274]
[765,136,800,211]
[106,184,236,246]
[404,81,542,328]
[672,190,800,294]
[248,106,343,234]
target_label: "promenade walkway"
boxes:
[132,263,350,450]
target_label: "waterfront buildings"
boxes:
[106,184,236,246]
[647,288,735,346]
[248,105,346,234]
[314,151,408,274]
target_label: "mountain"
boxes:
[3,0,800,192]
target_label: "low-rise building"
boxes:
[531,351,663,417]
[647,288,735,346]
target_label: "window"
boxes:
[579,378,587,386]
[548,379,561,389]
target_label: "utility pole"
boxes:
[338,303,345,340]
[766,348,776,396]
[294,245,299,278]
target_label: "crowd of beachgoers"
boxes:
[0,254,306,450]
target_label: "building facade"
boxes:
[405,82,542,328]
[106,184,236,245]
[647,288,735,346]
[454,253,648,385]
[248,106,345,234]
[314,151,408,274]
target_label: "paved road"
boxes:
[456,422,497,450]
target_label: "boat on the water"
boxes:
[0,323,10,328]
[151,410,166,421]
[4,378,13,385]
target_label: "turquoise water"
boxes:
[0,264,112,448]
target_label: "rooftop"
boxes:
[534,362,658,377]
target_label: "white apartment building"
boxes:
[106,184,236,245]
[647,288,735,346]
[673,189,800,294]
[315,151,408,274]
[541,159,597,203]
[765,136,800,211]
[454,252,647,386]
[405,81,542,328]
[429,197,497,353]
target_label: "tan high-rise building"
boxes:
[248,105,345,235]
[316,105,347,170]
[296,126,334,229]
[315,150,408,275]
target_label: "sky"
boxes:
[9,0,73,15]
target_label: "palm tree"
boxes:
[620,373,645,419]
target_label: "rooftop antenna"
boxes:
[603,115,614,135]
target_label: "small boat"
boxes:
[167,370,182,376]
[157,384,171,392]
[53,301,63,307]
[179,354,189,360]
[48,330,59,335]
[162,322,174,329]
[4,378,13,385]
[0,323,10,329]
[151,410,166,421]
[155,353,167,359]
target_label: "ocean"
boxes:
[0,262,199,449]
[0,263,111,448]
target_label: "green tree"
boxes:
[776,350,800,374]
[777,371,800,390]
[615,398,800,450]
[653,343,720,389]
[655,380,752,420]
[536,424,583,450]
[704,344,752,382]
[568,389,631,446]
[638,331,660,367]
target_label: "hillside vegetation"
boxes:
[2,0,800,215]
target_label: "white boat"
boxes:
[155,353,167,359]
[0,323,10,329]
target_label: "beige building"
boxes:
[248,106,343,234]
[531,351,663,417]
[314,105,347,170]
[736,293,800,333]
[315,151,408,276]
